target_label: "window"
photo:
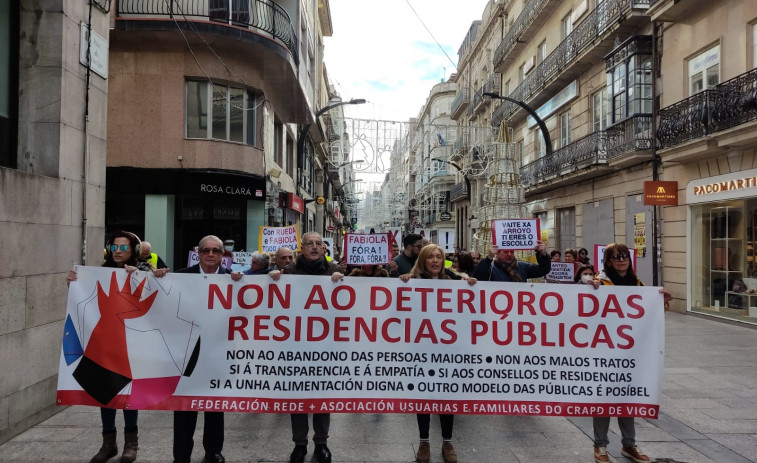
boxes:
[504,79,511,97]
[605,36,652,124]
[752,23,757,68]
[0,0,18,168]
[186,80,257,144]
[533,128,546,158]
[274,120,283,168]
[593,88,608,132]
[537,40,547,65]
[286,136,294,178]
[561,13,573,40]
[519,64,525,83]
[560,112,571,147]
[689,45,720,95]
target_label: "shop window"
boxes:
[593,87,608,132]
[688,45,720,95]
[533,128,546,159]
[691,200,757,321]
[557,207,576,252]
[185,80,257,145]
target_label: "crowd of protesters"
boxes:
[64,229,671,463]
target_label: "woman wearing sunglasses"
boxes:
[591,243,671,463]
[66,231,167,463]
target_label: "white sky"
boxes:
[324,0,491,123]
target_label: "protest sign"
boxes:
[187,251,232,269]
[259,225,300,253]
[59,267,665,418]
[437,229,455,253]
[342,233,390,265]
[546,262,576,282]
[492,219,540,250]
[387,227,402,246]
[322,238,335,260]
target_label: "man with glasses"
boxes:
[391,233,424,277]
[173,235,242,463]
[268,232,344,463]
[472,241,551,283]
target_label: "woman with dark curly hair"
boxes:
[591,243,671,463]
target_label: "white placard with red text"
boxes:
[387,227,402,246]
[492,219,541,250]
[187,251,233,269]
[58,266,665,418]
[342,233,391,266]
[258,225,300,253]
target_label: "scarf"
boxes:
[295,255,327,274]
[495,259,522,282]
[607,268,639,286]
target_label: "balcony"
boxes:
[658,68,757,156]
[492,0,651,128]
[520,114,653,193]
[647,0,711,22]
[116,0,298,64]
[449,181,468,202]
[453,132,469,154]
[471,73,502,115]
[451,88,471,120]
[493,0,560,73]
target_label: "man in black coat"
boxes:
[269,232,344,463]
[173,235,242,463]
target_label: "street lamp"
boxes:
[482,92,552,157]
[431,157,471,203]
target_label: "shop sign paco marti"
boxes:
[643,181,678,206]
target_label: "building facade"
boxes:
[0,0,109,443]
[105,0,351,267]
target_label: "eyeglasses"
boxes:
[302,240,324,247]
[199,248,223,255]
[109,244,130,252]
[579,251,588,255]
[610,253,630,261]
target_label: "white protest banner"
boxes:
[546,262,576,282]
[187,251,232,269]
[437,229,455,253]
[259,225,300,253]
[492,218,540,250]
[342,233,390,265]
[58,266,665,418]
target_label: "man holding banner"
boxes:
[173,235,242,463]
[269,232,344,463]
[472,241,551,282]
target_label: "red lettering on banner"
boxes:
[331,285,356,310]
[305,285,327,310]
[308,317,328,340]
[578,293,599,316]
[626,295,644,318]
[333,316,350,341]
[437,288,452,312]
[397,287,411,311]
[270,284,291,309]
[238,285,263,309]
[603,295,625,318]
[273,316,290,341]
[209,284,232,309]
[371,287,391,310]
[591,325,614,347]
[416,287,434,312]
[519,292,536,315]
[570,323,588,347]
[617,325,634,349]
[382,318,401,342]
[228,316,248,340]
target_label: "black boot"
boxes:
[90,430,118,463]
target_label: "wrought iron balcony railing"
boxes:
[492,0,650,127]
[449,181,468,201]
[493,0,550,69]
[453,133,469,154]
[519,114,653,188]
[451,88,471,119]
[658,68,757,149]
[117,0,298,64]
